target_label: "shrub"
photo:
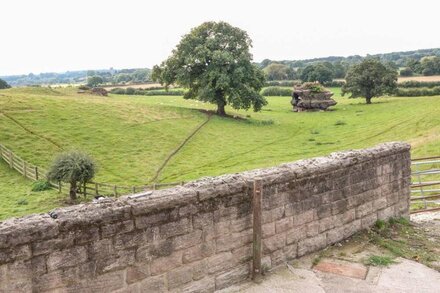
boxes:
[264,80,301,87]
[399,67,413,77]
[396,86,440,97]
[301,82,326,92]
[31,180,52,192]
[47,151,96,201]
[110,88,126,94]
[323,80,345,87]
[0,78,11,89]
[78,85,90,90]
[398,81,440,88]
[125,87,136,95]
[260,86,292,96]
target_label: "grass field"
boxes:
[0,160,63,220]
[1,86,440,218]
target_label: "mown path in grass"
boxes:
[1,87,440,187]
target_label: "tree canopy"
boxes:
[86,76,104,87]
[47,151,96,200]
[152,21,266,116]
[342,59,398,104]
[0,78,11,89]
[300,63,334,84]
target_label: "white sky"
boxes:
[1,0,439,76]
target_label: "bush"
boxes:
[396,86,440,97]
[323,80,345,87]
[125,87,136,95]
[0,78,11,89]
[110,87,185,96]
[78,85,90,90]
[47,151,96,200]
[110,88,126,94]
[399,67,413,77]
[32,180,52,192]
[264,80,301,87]
[260,86,292,96]
[301,82,326,92]
[398,81,440,88]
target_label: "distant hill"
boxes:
[2,48,440,86]
[0,68,151,87]
[258,48,440,68]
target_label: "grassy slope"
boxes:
[0,87,439,214]
[0,160,63,220]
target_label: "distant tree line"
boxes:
[1,68,151,87]
[260,48,440,81]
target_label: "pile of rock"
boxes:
[291,83,337,111]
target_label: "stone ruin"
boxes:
[291,83,337,111]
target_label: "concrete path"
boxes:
[222,212,440,293]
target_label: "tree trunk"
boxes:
[216,102,226,116]
[366,96,372,104]
[70,181,77,201]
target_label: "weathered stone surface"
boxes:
[0,142,411,292]
[291,83,337,111]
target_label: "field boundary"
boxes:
[0,143,184,198]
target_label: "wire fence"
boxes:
[0,143,184,198]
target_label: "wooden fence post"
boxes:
[35,166,39,180]
[132,186,136,193]
[23,161,27,178]
[95,183,99,196]
[83,182,87,197]
[114,185,117,197]
[252,178,263,280]
[58,182,62,193]
[9,151,13,169]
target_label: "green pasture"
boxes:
[0,86,439,219]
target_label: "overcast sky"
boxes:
[1,0,439,76]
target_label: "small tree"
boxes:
[342,59,397,104]
[0,78,11,89]
[47,151,96,201]
[152,21,266,116]
[86,76,104,87]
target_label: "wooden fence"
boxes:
[0,144,184,198]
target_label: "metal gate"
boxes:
[411,156,440,213]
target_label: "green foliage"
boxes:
[78,85,91,90]
[396,87,440,97]
[110,87,185,96]
[399,67,413,77]
[375,219,387,230]
[366,255,395,266]
[399,81,440,88]
[300,63,334,84]
[0,78,11,89]
[260,86,292,96]
[152,21,267,115]
[263,63,296,80]
[265,80,301,87]
[342,59,398,104]
[86,76,104,87]
[31,180,52,192]
[47,151,96,200]
[301,82,326,92]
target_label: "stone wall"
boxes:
[0,142,411,292]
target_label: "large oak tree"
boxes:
[152,21,266,116]
[342,59,397,104]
